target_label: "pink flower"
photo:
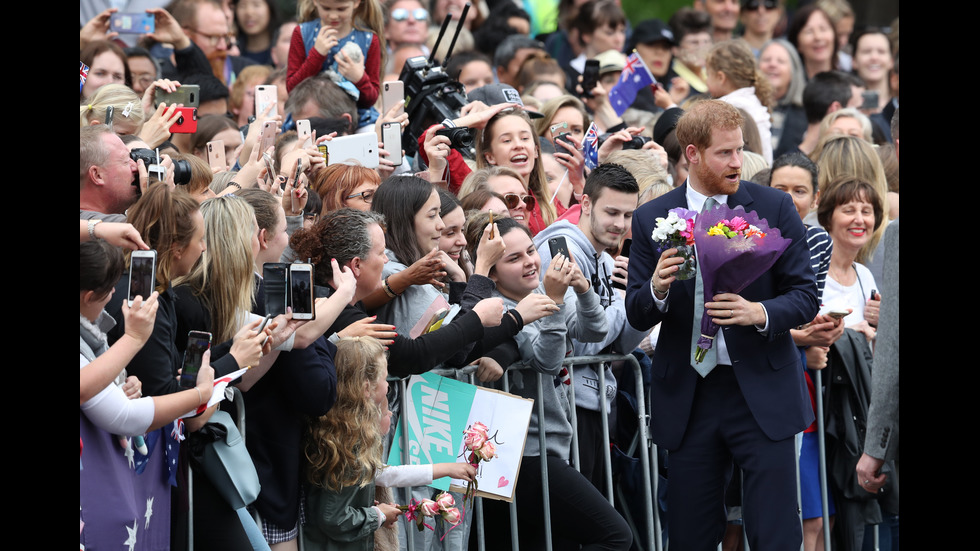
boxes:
[470,422,488,434]
[463,430,487,451]
[442,507,462,526]
[476,441,497,461]
[435,492,455,511]
[727,216,748,232]
[418,499,440,517]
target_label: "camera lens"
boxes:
[171,159,192,186]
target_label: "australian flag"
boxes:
[607,52,655,117]
[583,122,599,170]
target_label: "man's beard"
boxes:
[207,50,228,84]
[693,160,740,197]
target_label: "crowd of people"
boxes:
[80,0,899,550]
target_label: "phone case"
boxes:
[263,263,290,316]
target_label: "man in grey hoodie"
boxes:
[533,163,649,492]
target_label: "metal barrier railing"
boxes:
[393,353,659,551]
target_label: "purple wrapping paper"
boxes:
[694,205,791,353]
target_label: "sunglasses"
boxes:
[346,189,375,203]
[744,0,778,10]
[391,8,428,22]
[503,193,536,210]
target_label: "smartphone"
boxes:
[284,158,302,191]
[327,133,379,169]
[262,151,277,184]
[381,121,403,166]
[550,121,572,156]
[257,313,274,346]
[262,262,289,316]
[296,119,313,148]
[548,236,571,261]
[128,249,157,306]
[180,331,212,389]
[105,105,114,132]
[827,309,849,320]
[207,140,226,172]
[255,85,278,118]
[258,120,278,158]
[155,84,200,108]
[424,308,450,334]
[581,59,600,98]
[169,107,198,133]
[289,263,316,320]
[382,81,405,116]
[110,12,155,34]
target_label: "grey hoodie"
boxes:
[494,282,607,460]
[534,220,648,412]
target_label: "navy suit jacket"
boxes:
[626,181,818,450]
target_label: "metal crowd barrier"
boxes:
[393,353,660,551]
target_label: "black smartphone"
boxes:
[180,331,212,389]
[548,236,571,261]
[581,59,600,98]
[860,90,879,111]
[289,263,316,320]
[263,262,289,316]
[612,238,631,290]
[128,249,157,306]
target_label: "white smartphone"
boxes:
[289,263,316,320]
[258,120,278,157]
[128,249,157,306]
[296,119,313,148]
[381,122,402,166]
[207,140,226,171]
[327,133,379,169]
[255,85,278,118]
[382,81,405,116]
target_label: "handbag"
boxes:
[196,410,261,509]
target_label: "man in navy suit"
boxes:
[625,100,818,550]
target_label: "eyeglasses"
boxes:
[346,189,375,203]
[503,193,536,210]
[189,29,234,48]
[391,8,428,22]
[744,0,778,10]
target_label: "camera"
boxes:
[397,6,473,159]
[597,133,651,151]
[130,148,192,187]
[436,126,475,150]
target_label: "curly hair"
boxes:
[290,207,386,284]
[706,40,773,112]
[306,337,387,490]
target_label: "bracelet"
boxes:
[194,386,203,406]
[226,181,242,190]
[382,276,399,298]
[87,219,102,240]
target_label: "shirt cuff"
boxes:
[372,506,385,529]
[650,280,668,311]
[755,303,770,334]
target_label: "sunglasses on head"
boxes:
[503,193,536,210]
[391,8,428,22]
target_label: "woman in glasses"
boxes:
[384,0,429,54]
[310,163,382,214]
[459,166,537,230]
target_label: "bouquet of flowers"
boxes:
[693,205,791,362]
[651,207,698,280]
[462,422,497,504]
[399,492,462,534]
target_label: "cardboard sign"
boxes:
[389,372,534,501]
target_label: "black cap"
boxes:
[630,19,676,49]
[653,107,684,146]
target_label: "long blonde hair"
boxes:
[813,134,889,263]
[174,195,257,343]
[306,337,387,490]
[476,109,556,224]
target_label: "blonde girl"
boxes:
[705,40,775,163]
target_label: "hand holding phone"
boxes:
[180,331,212,389]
